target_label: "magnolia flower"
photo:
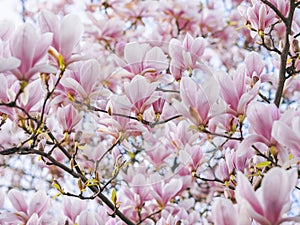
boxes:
[272,110,300,157]
[57,104,81,133]
[115,42,168,79]
[236,167,299,225]
[124,75,158,115]
[173,76,219,128]
[237,102,281,158]
[217,67,260,116]
[212,198,238,225]
[1,190,50,224]
[63,197,87,224]
[169,33,205,80]
[38,10,84,67]
[60,59,104,103]
[239,1,277,34]
[9,23,55,81]
[150,175,183,208]
[244,51,265,81]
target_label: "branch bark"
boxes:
[272,0,297,107]
[0,147,135,225]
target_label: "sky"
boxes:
[0,0,23,23]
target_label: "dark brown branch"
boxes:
[0,147,135,225]
[274,0,297,107]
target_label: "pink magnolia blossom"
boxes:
[57,104,81,133]
[115,42,168,80]
[178,144,204,172]
[244,51,265,82]
[217,68,259,117]
[63,197,87,224]
[240,0,277,33]
[237,102,281,157]
[0,40,20,73]
[97,95,146,140]
[169,33,205,80]
[272,110,300,157]
[9,23,55,81]
[87,16,126,42]
[165,120,199,151]
[124,75,158,116]
[150,175,183,208]
[60,59,105,103]
[235,167,299,225]
[2,190,50,224]
[18,79,45,114]
[212,198,238,225]
[173,76,219,128]
[151,92,166,116]
[38,10,84,66]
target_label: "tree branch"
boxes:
[274,0,296,107]
[0,147,135,225]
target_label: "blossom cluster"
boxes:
[0,0,300,224]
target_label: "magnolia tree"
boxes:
[0,0,300,224]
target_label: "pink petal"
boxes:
[236,134,268,157]
[236,172,264,217]
[38,10,60,50]
[28,190,50,217]
[212,198,237,225]
[245,51,265,78]
[124,75,157,105]
[32,32,53,66]
[182,33,194,51]
[258,5,267,30]
[217,71,239,110]
[61,77,87,99]
[124,43,149,74]
[191,37,205,63]
[60,14,84,61]
[143,46,168,72]
[247,8,259,30]
[162,179,183,205]
[10,23,36,75]
[8,189,28,213]
[272,121,300,155]
[78,211,97,225]
[261,168,297,223]
[247,102,279,140]
[63,197,87,222]
[26,213,39,225]
[169,38,184,64]
[80,59,101,95]
[0,57,20,73]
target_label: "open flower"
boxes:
[9,23,55,81]
[38,10,84,67]
[124,75,158,116]
[173,76,219,128]
[169,33,206,80]
[115,42,168,80]
[235,167,299,225]
[57,104,81,133]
